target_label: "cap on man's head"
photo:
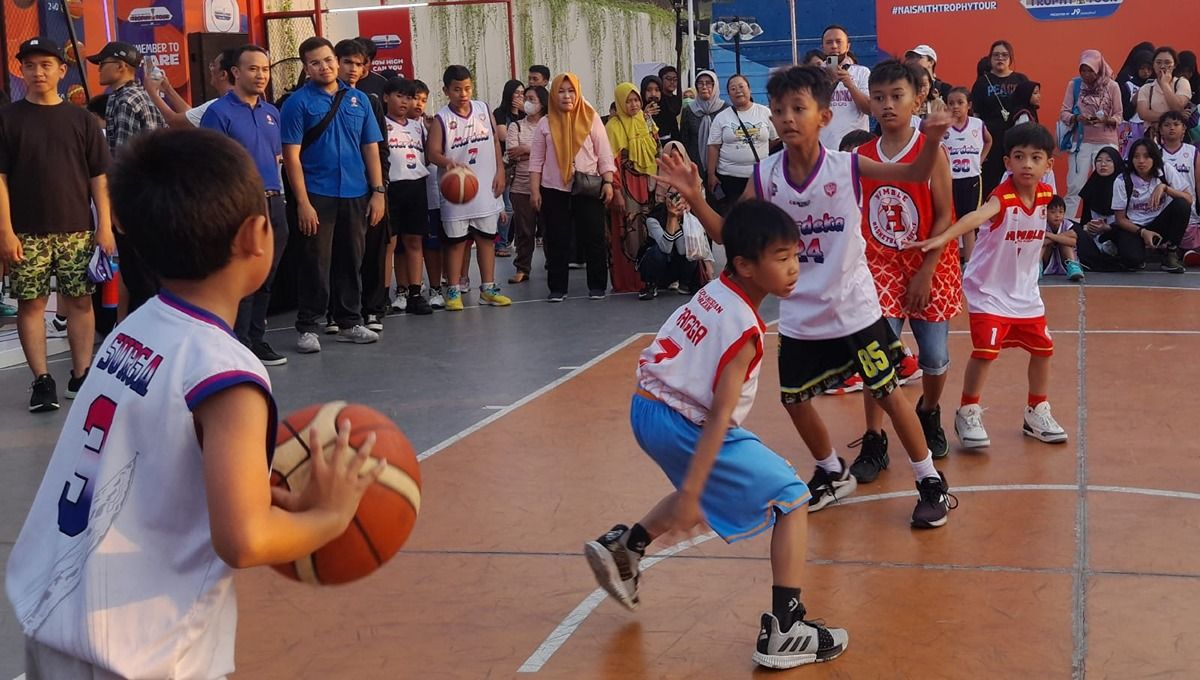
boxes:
[905,44,938,64]
[15,37,64,63]
[86,41,143,68]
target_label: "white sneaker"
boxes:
[954,404,990,448]
[45,315,67,339]
[1023,402,1068,443]
[297,332,321,354]
[336,325,379,344]
[429,288,446,309]
[390,295,407,314]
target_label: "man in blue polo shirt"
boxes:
[200,44,288,366]
[281,36,385,354]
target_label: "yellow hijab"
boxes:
[548,72,597,184]
[606,82,658,175]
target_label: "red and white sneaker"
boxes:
[1183,249,1200,268]
[897,353,923,385]
[823,374,864,395]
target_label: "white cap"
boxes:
[905,44,938,64]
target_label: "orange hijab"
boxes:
[548,72,597,184]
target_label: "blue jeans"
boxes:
[496,188,513,248]
[885,317,950,375]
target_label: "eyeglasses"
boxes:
[992,52,1010,58]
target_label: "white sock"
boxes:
[482,281,494,290]
[816,453,842,475]
[910,451,938,481]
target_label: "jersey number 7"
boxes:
[58,396,118,537]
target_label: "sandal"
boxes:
[508,271,530,284]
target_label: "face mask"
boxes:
[523,100,539,116]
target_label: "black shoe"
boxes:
[547,292,567,303]
[65,368,88,399]
[848,430,889,484]
[588,289,607,300]
[29,374,59,413]
[638,284,658,301]
[407,293,433,315]
[912,471,957,529]
[916,396,948,459]
[807,458,857,513]
[252,342,288,366]
[1161,248,1185,274]
[323,318,340,334]
[365,314,384,332]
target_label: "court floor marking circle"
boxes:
[516,483,1200,674]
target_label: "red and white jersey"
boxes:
[6,292,275,679]
[386,115,429,182]
[942,117,986,180]
[962,178,1053,319]
[859,133,962,321]
[637,274,766,427]
[753,147,882,340]
[435,100,503,220]
[1160,142,1199,222]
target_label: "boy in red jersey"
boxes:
[852,61,961,482]
[909,123,1068,448]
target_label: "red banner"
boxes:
[358,8,413,79]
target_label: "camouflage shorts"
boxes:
[10,231,96,300]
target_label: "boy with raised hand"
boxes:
[585,200,848,669]
[656,65,958,528]
[851,60,960,482]
[907,123,1069,448]
[6,128,384,678]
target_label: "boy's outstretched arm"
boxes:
[198,385,385,569]
[907,195,1002,254]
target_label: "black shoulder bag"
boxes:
[301,88,349,152]
[732,108,761,164]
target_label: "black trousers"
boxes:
[1071,223,1122,272]
[541,187,607,294]
[359,212,391,317]
[1112,197,1189,270]
[716,173,750,209]
[637,245,698,288]
[295,192,367,333]
[235,194,289,346]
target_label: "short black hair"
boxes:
[86,94,108,118]
[334,38,369,61]
[216,47,239,84]
[766,65,834,110]
[822,24,849,39]
[1159,109,1187,126]
[868,59,919,91]
[529,65,551,81]
[1047,195,1067,212]
[230,44,269,72]
[383,76,409,96]
[947,85,971,101]
[411,78,430,96]
[1004,122,1055,155]
[298,36,333,62]
[839,129,876,152]
[722,200,799,272]
[443,65,472,87]
[109,129,266,281]
[355,36,378,61]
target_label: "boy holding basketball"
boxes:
[907,123,1068,448]
[6,129,384,679]
[586,201,847,669]
[656,65,957,528]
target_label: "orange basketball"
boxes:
[270,402,422,585]
[439,166,479,204]
[66,84,86,106]
[65,0,84,19]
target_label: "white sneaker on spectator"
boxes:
[337,325,379,344]
[45,315,67,339]
[297,332,321,354]
[390,295,407,314]
[429,288,446,309]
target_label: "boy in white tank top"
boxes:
[426,65,512,311]
[6,129,385,679]
[658,65,958,529]
[584,201,848,670]
[909,123,1070,449]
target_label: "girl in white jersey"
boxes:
[943,87,993,260]
[1112,136,1193,272]
[6,130,383,679]
[655,65,959,529]
[584,201,848,670]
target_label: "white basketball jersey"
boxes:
[962,179,1052,319]
[6,292,275,679]
[942,117,985,179]
[436,100,504,220]
[753,148,882,340]
[1160,142,1199,222]
[386,115,429,182]
[637,274,766,427]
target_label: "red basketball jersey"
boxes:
[858,133,962,322]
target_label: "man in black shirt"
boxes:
[0,38,114,412]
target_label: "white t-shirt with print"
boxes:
[1111,164,1191,225]
[706,103,777,178]
[819,63,871,150]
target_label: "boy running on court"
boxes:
[907,123,1069,448]
[426,65,511,310]
[6,129,384,678]
[585,200,847,670]
[851,60,961,482]
[656,65,958,527]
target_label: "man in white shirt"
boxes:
[144,52,233,128]
[818,25,871,150]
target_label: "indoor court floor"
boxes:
[2,262,1198,679]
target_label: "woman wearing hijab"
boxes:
[529,73,617,301]
[1010,81,1041,126]
[678,70,727,180]
[1073,146,1125,271]
[1061,50,1124,218]
[606,81,660,293]
[1117,42,1155,120]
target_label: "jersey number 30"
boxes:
[57,396,117,537]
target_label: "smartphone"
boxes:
[825,54,840,68]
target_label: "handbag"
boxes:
[571,171,604,199]
[1057,77,1083,153]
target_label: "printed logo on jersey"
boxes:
[867,185,919,248]
[824,182,837,197]
[266,114,276,126]
[1004,206,1047,246]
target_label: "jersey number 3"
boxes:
[57,396,117,537]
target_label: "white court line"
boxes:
[557,366,580,370]
[516,483,1200,673]
[482,405,508,410]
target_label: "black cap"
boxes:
[86,41,142,68]
[15,37,64,63]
